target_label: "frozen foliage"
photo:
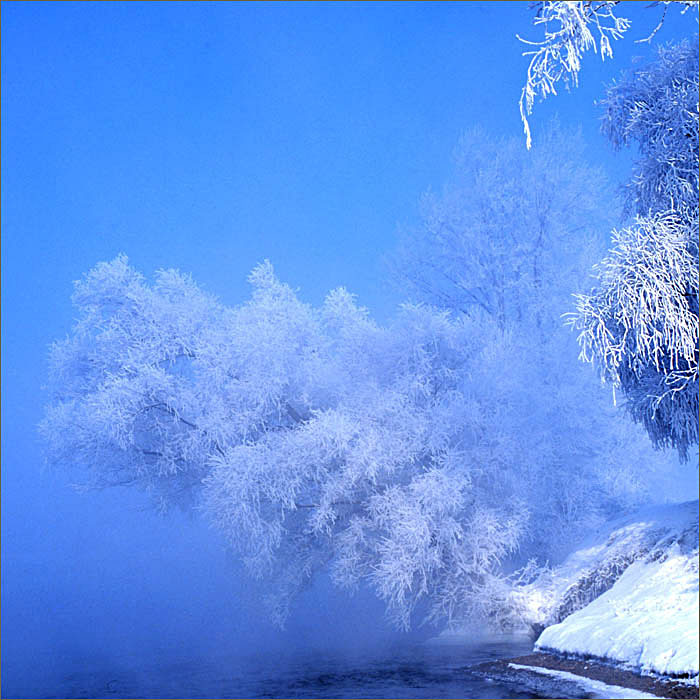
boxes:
[570,213,699,457]
[40,256,227,506]
[41,256,673,631]
[568,40,699,459]
[393,125,682,570]
[533,501,699,679]
[519,1,698,149]
[393,123,611,334]
[40,258,520,628]
[519,1,630,149]
[600,39,699,216]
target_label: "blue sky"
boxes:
[4,1,692,319]
[2,1,696,693]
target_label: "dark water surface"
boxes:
[6,636,574,699]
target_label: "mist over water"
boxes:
[1,470,524,699]
[0,478,406,697]
[9,631,537,699]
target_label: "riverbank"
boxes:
[513,500,699,682]
[473,651,699,699]
[441,500,699,698]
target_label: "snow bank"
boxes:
[433,501,698,681]
[512,500,699,631]
[536,543,699,677]
[534,500,699,678]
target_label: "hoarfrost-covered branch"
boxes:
[519,1,697,148]
[519,1,630,148]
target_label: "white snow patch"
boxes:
[508,663,662,698]
[533,500,699,678]
[536,545,699,677]
[512,500,699,630]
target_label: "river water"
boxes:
[14,636,584,699]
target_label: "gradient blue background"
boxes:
[2,2,695,694]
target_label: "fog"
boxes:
[2,3,696,698]
[3,433,417,696]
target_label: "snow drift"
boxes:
[528,500,699,678]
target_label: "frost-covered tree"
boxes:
[568,39,699,459]
[600,38,699,216]
[571,213,698,458]
[41,257,528,629]
[42,255,664,632]
[390,123,684,575]
[392,122,610,333]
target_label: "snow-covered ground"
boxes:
[531,500,699,679]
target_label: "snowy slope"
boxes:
[533,500,699,678]
[509,501,698,629]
